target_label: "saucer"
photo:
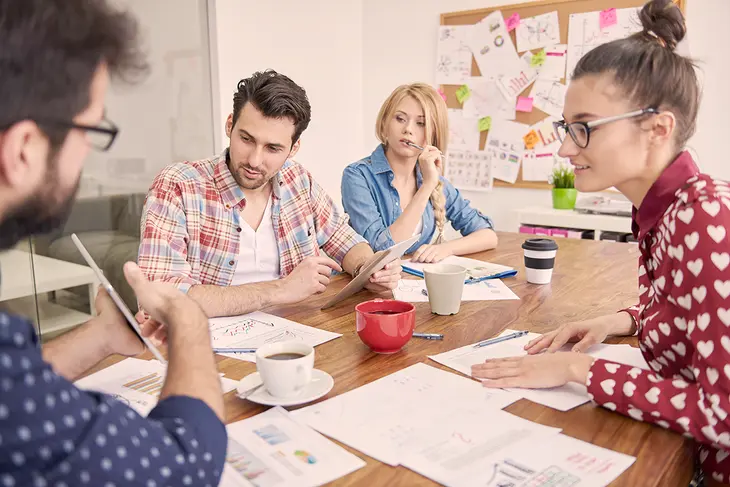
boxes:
[236,369,334,407]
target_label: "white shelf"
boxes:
[1,297,92,339]
[515,206,632,240]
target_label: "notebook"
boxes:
[402,255,517,284]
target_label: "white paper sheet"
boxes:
[447,109,480,151]
[429,329,649,411]
[406,431,635,487]
[220,407,365,487]
[75,358,238,416]
[461,77,515,121]
[292,363,521,466]
[436,25,474,85]
[209,311,341,363]
[531,79,568,118]
[467,11,520,79]
[403,256,515,280]
[539,44,568,80]
[566,7,642,79]
[522,140,564,182]
[486,120,527,184]
[496,51,539,101]
[445,149,493,192]
[394,279,519,303]
[516,11,561,52]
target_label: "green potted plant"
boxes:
[549,164,577,210]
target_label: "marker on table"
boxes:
[473,330,529,349]
[412,332,444,340]
[212,347,257,354]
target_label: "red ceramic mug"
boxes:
[355,299,415,354]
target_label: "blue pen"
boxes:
[473,330,529,348]
[413,332,443,340]
[212,347,257,354]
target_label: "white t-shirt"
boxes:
[230,196,280,286]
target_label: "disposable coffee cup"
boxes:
[522,238,558,285]
[423,264,467,315]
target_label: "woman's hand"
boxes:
[417,145,443,190]
[524,316,621,354]
[471,352,595,389]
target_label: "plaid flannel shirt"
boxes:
[138,150,365,292]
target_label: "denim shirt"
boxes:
[341,145,494,254]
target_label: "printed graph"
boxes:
[227,439,285,487]
[212,318,275,340]
[122,372,165,397]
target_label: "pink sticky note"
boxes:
[599,8,618,30]
[516,96,534,112]
[506,13,520,32]
[437,89,447,102]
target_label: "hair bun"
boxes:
[638,0,686,50]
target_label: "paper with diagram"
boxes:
[538,44,568,80]
[566,7,642,78]
[461,78,515,121]
[210,311,341,363]
[445,149,493,192]
[75,358,238,416]
[429,329,649,411]
[447,109,480,151]
[523,142,561,182]
[516,11,561,52]
[393,279,518,303]
[436,25,474,85]
[530,79,568,118]
[292,363,522,466]
[467,11,520,78]
[486,120,527,184]
[219,406,365,487]
[404,430,635,487]
[496,51,539,101]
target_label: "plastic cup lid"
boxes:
[522,238,558,252]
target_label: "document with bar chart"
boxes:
[75,358,238,415]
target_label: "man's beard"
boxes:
[0,174,79,251]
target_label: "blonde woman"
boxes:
[342,83,497,263]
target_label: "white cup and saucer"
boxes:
[236,341,334,407]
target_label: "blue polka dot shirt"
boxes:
[0,311,228,486]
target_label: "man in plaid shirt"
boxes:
[138,70,401,318]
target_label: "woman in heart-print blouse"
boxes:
[471,0,730,484]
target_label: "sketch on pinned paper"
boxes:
[566,7,642,78]
[445,149,493,193]
[435,25,473,85]
[530,79,567,118]
[515,11,561,52]
[538,44,568,80]
[522,142,563,182]
[496,52,539,101]
[467,10,520,78]
[447,109,480,151]
[461,78,515,121]
[486,120,528,184]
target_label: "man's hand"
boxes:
[93,287,146,357]
[363,258,403,293]
[275,256,343,304]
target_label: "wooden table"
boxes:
[97,232,695,486]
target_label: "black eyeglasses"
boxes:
[553,108,659,149]
[35,115,120,152]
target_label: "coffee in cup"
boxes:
[255,341,314,398]
[522,238,558,284]
[423,264,467,315]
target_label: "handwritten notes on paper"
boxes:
[539,44,568,80]
[435,25,473,85]
[516,11,561,52]
[447,108,480,151]
[523,129,540,149]
[531,79,567,118]
[445,149,493,192]
[487,120,527,184]
[455,84,471,104]
[600,8,618,30]
[505,12,521,32]
[478,116,492,132]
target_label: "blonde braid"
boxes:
[430,181,446,244]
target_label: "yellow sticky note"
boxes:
[523,130,540,150]
[456,85,471,104]
[530,49,546,68]
[478,116,492,132]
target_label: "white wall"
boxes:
[208,0,364,205]
[362,0,730,232]
[79,0,215,198]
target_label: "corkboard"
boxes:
[440,0,687,190]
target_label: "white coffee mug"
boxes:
[423,264,467,315]
[255,341,314,398]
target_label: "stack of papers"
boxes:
[393,279,519,303]
[75,358,238,415]
[220,407,365,487]
[429,329,649,411]
[209,311,341,363]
